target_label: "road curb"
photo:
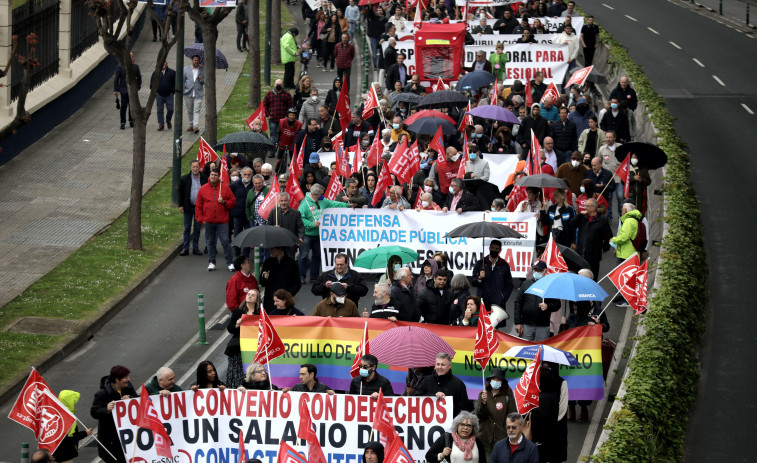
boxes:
[0,238,184,405]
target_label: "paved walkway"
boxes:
[0,14,248,309]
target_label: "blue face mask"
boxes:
[392,123,400,129]
[580,186,586,193]
[611,103,618,110]
[533,272,544,280]
[393,263,401,271]
[360,368,370,378]
[490,380,502,390]
[470,153,477,160]
[475,133,482,138]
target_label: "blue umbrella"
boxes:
[525,272,609,302]
[467,104,521,125]
[184,43,229,70]
[502,344,580,366]
[457,70,496,91]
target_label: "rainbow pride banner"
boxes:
[241,317,604,401]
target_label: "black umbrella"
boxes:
[214,131,274,155]
[231,225,299,249]
[567,66,608,85]
[416,90,470,109]
[407,117,457,135]
[446,221,523,239]
[614,142,668,169]
[394,93,424,105]
[515,174,570,189]
[457,70,496,91]
[536,242,591,273]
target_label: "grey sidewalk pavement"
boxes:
[0,13,247,309]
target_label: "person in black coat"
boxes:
[573,198,612,280]
[113,52,142,129]
[417,269,455,324]
[549,107,578,162]
[385,53,408,90]
[90,366,137,463]
[344,112,373,148]
[609,76,638,112]
[260,247,302,309]
[349,354,395,397]
[312,253,369,306]
[268,193,305,259]
[540,189,578,247]
[390,268,421,321]
[150,60,175,131]
[471,240,514,312]
[516,104,549,153]
[230,168,255,257]
[426,411,487,463]
[178,160,208,255]
[513,261,561,341]
[530,362,568,463]
[443,178,481,213]
[324,77,343,113]
[294,120,325,156]
[599,99,631,143]
[414,353,471,417]
[53,390,92,463]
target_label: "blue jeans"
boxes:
[183,206,201,251]
[232,216,250,257]
[608,181,624,220]
[299,234,321,280]
[205,222,233,266]
[555,149,572,165]
[268,119,280,156]
[369,37,380,67]
[348,21,356,41]
[156,93,174,126]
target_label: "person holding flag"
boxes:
[90,366,137,463]
[513,261,562,341]
[196,168,236,271]
[298,183,350,283]
[477,368,517,454]
[349,354,394,397]
[611,202,643,307]
[53,390,93,463]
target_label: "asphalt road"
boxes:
[579,0,757,460]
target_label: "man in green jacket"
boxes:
[298,183,349,283]
[281,27,299,90]
[610,202,642,306]
[144,367,182,396]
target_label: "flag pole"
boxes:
[596,289,621,318]
[83,417,117,461]
[481,367,486,391]
[264,336,273,391]
[130,432,139,463]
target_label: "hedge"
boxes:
[590,25,708,463]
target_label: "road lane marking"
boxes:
[647,27,659,34]
[742,104,755,115]
[712,75,726,86]
[625,14,638,21]
[692,58,705,67]
[602,3,614,9]
[669,41,682,49]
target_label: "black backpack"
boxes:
[632,219,647,252]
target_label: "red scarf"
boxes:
[451,432,475,460]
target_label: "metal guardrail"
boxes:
[690,0,756,26]
[358,22,370,95]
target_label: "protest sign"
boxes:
[463,43,570,84]
[113,390,452,463]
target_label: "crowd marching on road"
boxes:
[18,1,663,463]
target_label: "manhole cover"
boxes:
[5,317,82,335]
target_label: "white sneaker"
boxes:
[228,264,235,272]
[207,263,216,271]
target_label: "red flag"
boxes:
[258,175,281,221]
[32,388,76,454]
[413,0,422,29]
[137,386,172,459]
[457,133,469,179]
[331,130,344,148]
[490,78,498,105]
[252,308,286,365]
[352,143,364,175]
[291,136,307,181]
[606,254,641,305]
[197,136,218,170]
[238,430,247,463]
[285,168,306,209]
[432,77,447,92]
[277,441,309,463]
[372,389,399,447]
[565,65,594,88]
[512,345,542,415]
[530,130,543,175]
[474,301,498,369]
[324,170,343,201]
[362,84,380,120]
[429,125,445,163]
[298,400,327,463]
[413,186,424,209]
[543,234,569,274]
[631,260,649,315]
[458,102,473,132]
[246,101,269,132]
[372,163,393,207]
[506,184,527,212]
[8,368,53,434]
[540,82,560,104]
[615,153,631,198]
[335,144,351,177]
[384,432,414,463]
[525,78,533,108]
[387,139,419,184]
[220,149,230,185]
[336,81,351,132]
[366,129,382,168]
[350,321,371,378]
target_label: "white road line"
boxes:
[625,14,638,21]
[742,104,755,115]
[692,58,705,68]
[712,75,726,86]
[669,41,682,49]
[602,3,614,9]
[647,27,660,35]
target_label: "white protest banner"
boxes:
[529,16,584,33]
[381,38,418,77]
[471,33,560,46]
[463,43,570,84]
[112,390,452,463]
[319,210,537,277]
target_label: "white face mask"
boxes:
[424,185,433,193]
[631,158,639,166]
[231,175,239,182]
[311,96,318,102]
[451,154,460,162]
[448,186,456,195]
[571,160,580,168]
[422,201,430,208]
[335,296,345,304]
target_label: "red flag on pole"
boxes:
[291,136,307,181]
[506,184,527,212]
[335,144,351,177]
[615,153,631,198]
[490,78,498,105]
[525,78,533,108]
[298,400,328,463]
[277,441,309,463]
[350,321,371,378]
[413,186,424,209]
[387,139,419,184]
[324,170,343,201]
[366,130,382,168]
[352,143,364,175]
[474,301,499,369]
[8,368,53,434]
[238,430,247,463]
[429,125,445,163]
[530,130,543,175]
[285,167,306,209]
[252,308,286,365]
[631,260,649,315]
[372,389,399,447]
[246,101,269,132]
[606,254,641,304]
[258,175,281,221]
[32,388,77,454]
[372,163,393,207]
[197,137,218,170]
[543,234,569,274]
[362,84,381,120]
[336,81,352,133]
[331,130,344,149]
[384,433,414,463]
[540,82,560,104]
[137,386,173,459]
[413,0,423,29]
[458,102,473,132]
[457,133,469,179]
[512,345,542,415]
[220,149,231,185]
[565,65,594,88]
[432,77,447,92]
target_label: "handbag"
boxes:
[319,27,330,41]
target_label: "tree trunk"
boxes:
[249,0,261,108]
[201,25,220,145]
[272,0,281,65]
[127,112,147,250]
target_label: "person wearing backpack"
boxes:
[610,202,643,306]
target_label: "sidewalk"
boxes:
[0,14,247,309]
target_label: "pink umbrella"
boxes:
[403,109,456,126]
[370,326,455,367]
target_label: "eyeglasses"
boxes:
[459,423,473,428]
[505,425,520,430]
[359,364,372,369]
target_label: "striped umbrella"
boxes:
[370,326,455,368]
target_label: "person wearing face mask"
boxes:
[516,103,549,154]
[313,282,361,317]
[477,367,517,454]
[390,116,409,142]
[428,147,462,197]
[299,88,322,125]
[627,154,651,216]
[556,151,588,196]
[568,97,596,139]
[443,178,481,214]
[471,240,514,316]
[349,354,394,397]
[596,130,623,220]
[312,252,369,306]
[513,261,561,341]
[230,167,255,257]
[471,125,491,151]
[599,98,630,143]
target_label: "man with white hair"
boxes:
[145,367,181,396]
[390,267,421,321]
[260,163,274,185]
[382,186,411,210]
[367,283,399,320]
[298,183,350,283]
[490,413,539,463]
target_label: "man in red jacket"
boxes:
[334,33,355,91]
[195,169,236,271]
[226,255,259,311]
